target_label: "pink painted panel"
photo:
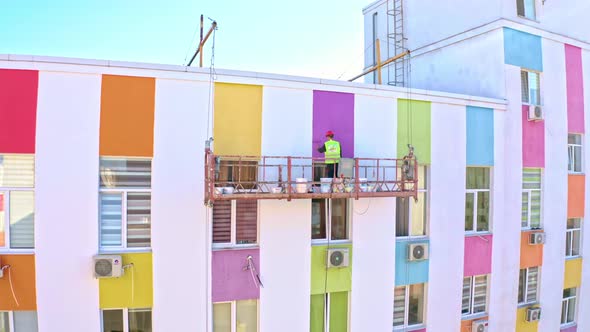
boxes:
[0,69,38,153]
[312,90,354,158]
[561,326,577,332]
[522,106,545,167]
[464,235,493,276]
[212,248,260,302]
[566,44,585,134]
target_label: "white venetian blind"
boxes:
[393,286,406,326]
[100,158,151,188]
[100,193,122,247]
[526,267,539,303]
[127,192,151,248]
[473,275,488,314]
[10,191,35,249]
[0,155,34,188]
[462,277,471,314]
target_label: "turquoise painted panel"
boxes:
[466,106,494,166]
[395,239,429,286]
[503,28,543,71]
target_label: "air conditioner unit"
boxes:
[94,255,123,278]
[408,243,429,261]
[526,307,542,322]
[326,248,349,268]
[529,232,545,245]
[528,105,544,121]
[472,320,488,332]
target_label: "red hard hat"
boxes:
[325,130,334,137]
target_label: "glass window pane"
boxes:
[331,199,348,240]
[0,155,34,188]
[127,192,151,248]
[236,300,257,332]
[312,199,327,240]
[568,146,575,172]
[561,300,568,325]
[518,269,526,303]
[100,193,123,247]
[466,168,490,189]
[236,200,257,245]
[393,287,406,326]
[476,191,490,232]
[473,275,488,314]
[396,198,409,237]
[566,231,573,256]
[0,193,5,247]
[524,0,536,19]
[102,309,124,332]
[213,201,232,243]
[529,190,541,228]
[574,146,582,172]
[521,192,529,228]
[521,70,529,102]
[465,193,474,232]
[213,303,231,332]
[417,166,427,190]
[408,284,425,325]
[568,134,582,145]
[0,312,9,332]
[526,267,539,303]
[310,294,325,332]
[13,311,38,332]
[410,192,427,236]
[462,277,471,314]
[564,288,576,298]
[100,158,151,188]
[567,218,581,229]
[528,71,540,104]
[10,191,34,249]
[567,298,576,323]
[128,309,152,332]
[572,230,581,256]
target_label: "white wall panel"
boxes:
[426,103,466,332]
[35,72,102,332]
[354,94,396,158]
[151,79,210,331]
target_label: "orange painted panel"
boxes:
[568,175,585,218]
[0,232,4,247]
[100,75,155,157]
[520,231,544,268]
[461,316,488,332]
[0,254,36,310]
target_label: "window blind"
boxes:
[523,168,542,227]
[100,193,122,247]
[213,201,232,243]
[0,154,34,188]
[9,191,35,249]
[462,277,471,314]
[236,300,257,332]
[473,275,488,314]
[213,303,231,332]
[100,158,151,188]
[393,286,406,326]
[236,200,257,244]
[127,192,151,248]
[526,267,539,303]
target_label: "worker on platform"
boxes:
[317,130,342,178]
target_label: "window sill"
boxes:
[99,248,152,254]
[517,301,539,309]
[311,240,352,246]
[393,324,425,332]
[566,256,582,261]
[568,172,585,176]
[522,227,543,232]
[461,312,488,321]
[212,244,259,251]
[396,235,429,241]
[561,322,577,329]
[0,249,35,255]
[465,232,492,238]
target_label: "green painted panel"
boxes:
[397,99,431,164]
[329,292,348,332]
[310,294,325,332]
[311,244,353,295]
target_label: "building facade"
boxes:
[364,0,590,331]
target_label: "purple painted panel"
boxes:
[312,90,354,158]
[212,248,260,302]
[561,326,577,332]
[464,235,493,276]
[566,44,585,134]
[522,106,545,167]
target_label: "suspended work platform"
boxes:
[204,149,419,203]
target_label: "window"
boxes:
[216,160,258,189]
[102,308,152,332]
[310,292,348,332]
[396,166,428,237]
[99,158,152,250]
[518,267,540,304]
[568,134,583,173]
[517,0,536,20]
[372,12,379,83]
[566,218,582,258]
[393,284,426,329]
[522,168,542,229]
[0,311,39,332]
[0,154,35,250]
[462,275,488,316]
[521,70,541,105]
[213,300,258,332]
[561,288,577,326]
[212,200,258,246]
[312,199,349,241]
[465,168,491,233]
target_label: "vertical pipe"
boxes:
[354,158,360,200]
[287,157,292,201]
[199,15,204,67]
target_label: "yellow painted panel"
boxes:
[564,258,583,289]
[515,307,539,332]
[213,83,262,156]
[99,253,153,308]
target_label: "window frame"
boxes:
[393,284,427,330]
[99,157,152,252]
[0,310,38,332]
[213,300,259,332]
[0,189,36,252]
[566,218,582,258]
[561,288,577,327]
[522,168,542,229]
[516,0,537,20]
[465,168,492,234]
[212,200,260,249]
[100,308,152,332]
[311,199,351,243]
[396,166,429,238]
[518,267,540,305]
[521,69,541,106]
[568,134,584,174]
[462,275,489,317]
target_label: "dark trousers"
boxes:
[326,163,339,178]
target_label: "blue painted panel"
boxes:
[466,106,494,166]
[395,239,429,286]
[503,28,543,71]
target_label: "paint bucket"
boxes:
[295,178,308,193]
[320,178,333,193]
[358,178,368,192]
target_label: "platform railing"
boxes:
[204,149,418,203]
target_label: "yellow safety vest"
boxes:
[324,140,341,164]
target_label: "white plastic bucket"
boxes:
[320,178,333,193]
[358,178,368,192]
[295,178,308,193]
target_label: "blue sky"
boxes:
[0,0,366,79]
